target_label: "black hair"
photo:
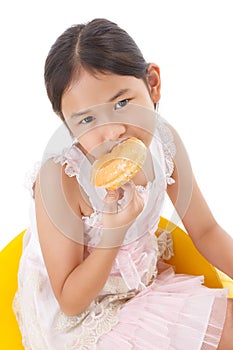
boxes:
[44,18,148,120]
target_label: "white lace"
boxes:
[156,115,176,185]
[68,294,133,350]
[24,161,41,198]
[157,229,174,260]
[13,270,52,350]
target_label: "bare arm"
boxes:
[35,160,143,316]
[166,124,233,279]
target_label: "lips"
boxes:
[90,137,138,162]
[109,138,130,153]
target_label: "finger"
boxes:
[103,190,119,214]
[117,181,135,211]
[119,181,144,214]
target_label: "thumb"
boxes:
[103,190,119,214]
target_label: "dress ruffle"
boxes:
[156,115,176,185]
[97,265,228,350]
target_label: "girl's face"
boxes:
[61,67,160,159]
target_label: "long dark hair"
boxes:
[44,18,148,120]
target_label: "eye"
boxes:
[114,99,129,110]
[79,116,95,125]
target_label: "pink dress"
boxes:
[13,115,228,349]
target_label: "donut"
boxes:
[90,137,147,190]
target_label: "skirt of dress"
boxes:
[14,245,228,350]
[96,265,228,350]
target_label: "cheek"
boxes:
[139,131,153,148]
[78,129,100,151]
[128,116,155,145]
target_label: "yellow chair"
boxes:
[158,217,233,294]
[0,218,232,349]
[0,229,26,350]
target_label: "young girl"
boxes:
[13,18,233,350]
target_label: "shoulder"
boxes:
[36,143,85,198]
[35,156,82,219]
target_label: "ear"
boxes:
[146,63,161,103]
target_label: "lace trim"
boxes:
[55,309,90,331]
[53,146,84,178]
[54,292,136,349]
[145,235,159,283]
[12,293,26,347]
[13,266,57,350]
[23,146,82,198]
[157,116,176,185]
[157,228,174,260]
[71,304,119,349]
[14,264,139,349]
[24,161,41,198]
[13,290,48,350]
[135,181,153,193]
[104,276,129,294]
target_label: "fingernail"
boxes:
[107,190,117,196]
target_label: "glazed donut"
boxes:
[90,137,147,190]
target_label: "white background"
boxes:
[0,0,232,249]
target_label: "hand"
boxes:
[98,182,144,248]
[102,181,144,230]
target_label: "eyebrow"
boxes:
[108,88,129,102]
[70,88,130,119]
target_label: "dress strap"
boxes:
[155,115,176,185]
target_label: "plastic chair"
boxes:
[158,217,233,293]
[0,229,26,349]
[0,218,232,349]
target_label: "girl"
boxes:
[13,18,233,349]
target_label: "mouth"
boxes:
[109,138,130,153]
[89,137,135,162]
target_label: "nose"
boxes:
[102,123,126,141]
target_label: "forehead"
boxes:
[61,69,146,118]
